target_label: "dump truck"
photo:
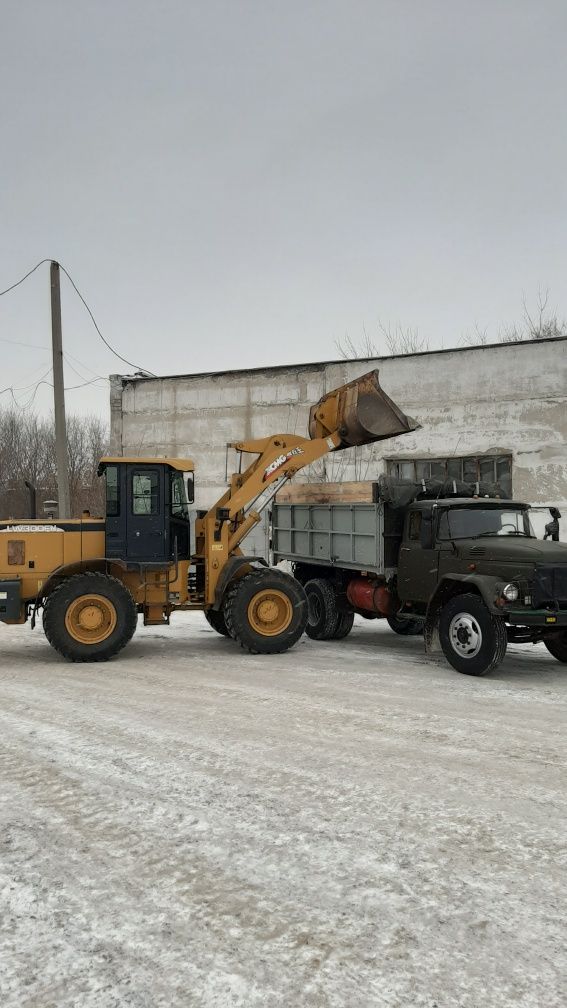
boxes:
[0,371,417,662]
[272,479,567,676]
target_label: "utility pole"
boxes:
[50,261,71,519]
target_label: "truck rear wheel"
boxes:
[304,578,341,640]
[331,611,355,639]
[544,632,567,663]
[387,614,423,636]
[43,572,137,662]
[204,608,232,638]
[223,570,307,654]
[438,593,507,676]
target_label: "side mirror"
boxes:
[420,515,434,549]
[186,474,195,504]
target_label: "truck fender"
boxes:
[212,555,268,610]
[424,575,501,654]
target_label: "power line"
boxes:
[0,259,52,297]
[0,259,156,377]
[63,354,104,383]
[12,379,54,412]
[65,377,108,391]
[57,263,156,376]
[1,368,107,412]
[0,336,49,350]
[0,365,53,399]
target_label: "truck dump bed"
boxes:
[272,482,403,574]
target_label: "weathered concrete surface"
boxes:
[109,339,567,542]
[1,615,566,1007]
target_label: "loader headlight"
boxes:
[502,583,519,602]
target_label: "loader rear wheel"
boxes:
[223,570,307,654]
[204,608,231,638]
[43,572,137,662]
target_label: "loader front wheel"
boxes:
[223,571,307,654]
[43,572,137,662]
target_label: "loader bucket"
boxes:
[308,369,419,449]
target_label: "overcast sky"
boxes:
[1,0,566,419]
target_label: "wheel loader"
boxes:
[0,371,418,662]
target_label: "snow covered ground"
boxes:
[0,614,565,1007]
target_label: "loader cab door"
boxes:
[168,469,192,561]
[127,467,168,562]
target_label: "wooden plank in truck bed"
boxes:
[276,481,379,505]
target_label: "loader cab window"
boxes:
[105,465,120,517]
[132,472,159,515]
[170,471,190,520]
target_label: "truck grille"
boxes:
[532,565,567,609]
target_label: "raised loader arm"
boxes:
[194,371,418,604]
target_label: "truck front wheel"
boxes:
[544,632,567,663]
[223,570,307,654]
[438,594,507,676]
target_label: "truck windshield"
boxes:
[437,507,534,540]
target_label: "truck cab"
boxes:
[397,498,535,602]
[397,497,567,674]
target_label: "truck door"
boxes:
[126,467,167,562]
[397,508,439,602]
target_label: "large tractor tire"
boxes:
[43,572,138,663]
[204,608,232,638]
[304,578,341,640]
[544,631,567,663]
[438,593,507,676]
[387,614,423,636]
[223,570,307,654]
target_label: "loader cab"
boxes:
[98,458,195,566]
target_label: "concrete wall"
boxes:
[110,337,567,543]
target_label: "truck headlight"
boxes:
[502,583,519,602]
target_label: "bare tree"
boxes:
[499,290,567,344]
[336,320,428,359]
[462,323,489,346]
[335,325,380,359]
[522,289,567,340]
[0,409,109,518]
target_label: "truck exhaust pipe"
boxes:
[309,369,419,449]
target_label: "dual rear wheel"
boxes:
[303,578,354,641]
